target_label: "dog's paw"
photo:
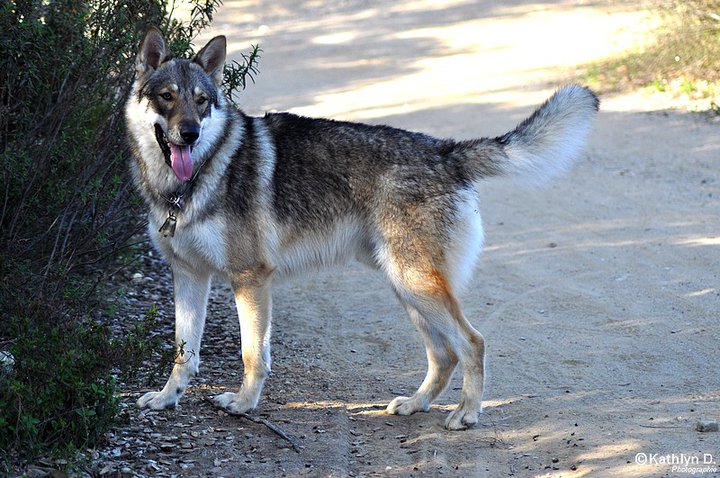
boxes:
[137,390,179,410]
[213,391,258,414]
[444,400,482,430]
[387,395,431,416]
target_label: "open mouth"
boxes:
[154,124,194,182]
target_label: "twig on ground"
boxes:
[204,397,301,452]
[638,423,684,429]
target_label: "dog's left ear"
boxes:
[194,36,227,85]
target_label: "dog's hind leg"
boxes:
[214,265,273,413]
[137,266,211,409]
[387,269,486,430]
[441,296,486,430]
[387,300,459,416]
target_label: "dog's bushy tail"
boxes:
[453,85,599,183]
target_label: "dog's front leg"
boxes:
[137,265,211,410]
[214,266,272,413]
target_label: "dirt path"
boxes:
[98,1,719,477]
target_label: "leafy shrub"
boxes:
[0,0,259,465]
[0,316,120,456]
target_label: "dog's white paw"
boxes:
[137,389,180,410]
[444,400,482,430]
[387,395,431,416]
[213,391,258,414]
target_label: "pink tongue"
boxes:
[169,143,193,182]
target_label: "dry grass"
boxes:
[580,0,720,111]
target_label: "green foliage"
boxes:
[0,0,260,466]
[112,304,176,386]
[0,315,120,456]
[224,44,262,106]
[580,0,720,109]
[0,300,172,461]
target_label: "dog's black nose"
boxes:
[180,125,200,144]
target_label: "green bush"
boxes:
[0,316,120,456]
[0,0,259,466]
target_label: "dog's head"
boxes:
[131,28,226,182]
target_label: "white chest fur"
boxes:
[149,213,228,274]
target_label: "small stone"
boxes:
[695,420,719,432]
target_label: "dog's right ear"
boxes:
[137,27,168,77]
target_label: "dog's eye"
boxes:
[160,92,172,101]
[197,97,207,105]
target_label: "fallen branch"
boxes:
[204,398,301,453]
[638,423,684,429]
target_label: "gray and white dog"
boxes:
[125,28,598,430]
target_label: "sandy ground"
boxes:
[96,1,720,477]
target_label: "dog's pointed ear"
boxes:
[137,27,168,77]
[193,35,227,85]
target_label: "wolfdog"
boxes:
[125,27,598,430]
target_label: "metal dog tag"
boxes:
[159,212,177,238]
